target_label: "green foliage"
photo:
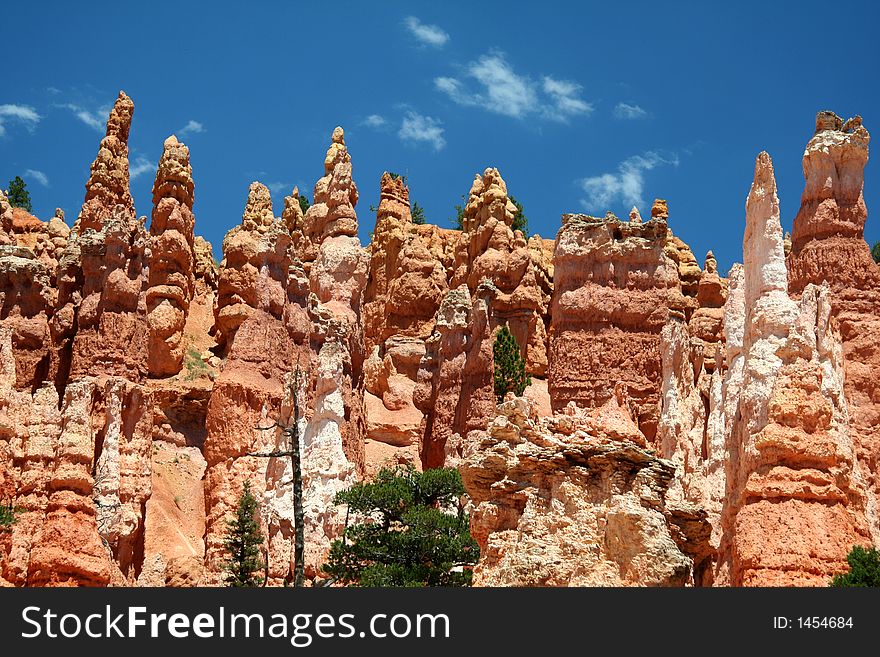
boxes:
[509,195,528,237]
[298,192,311,216]
[493,324,530,403]
[871,241,880,265]
[1,501,19,532]
[388,171,404,182]
[322,465,479,587]
[830,545,880,587]
[184,347,214,381]
[6,176,32,212]
[452,195,466,231]
[222,481,265,587]
[412,201,426,225]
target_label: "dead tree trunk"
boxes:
[248,366,306,587]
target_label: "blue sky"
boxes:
[2,0,879,274]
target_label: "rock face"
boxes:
[362,173,450,473]
[460,396,710,586]
[715,153,872,586]
[5,102,880,589]
[548,210,689,443]
[147,136,196,377]
[52,91,149,384]
[203,127,365,584]
[203,181,308,583]
[450,168,551,378]
[787,112,880,543]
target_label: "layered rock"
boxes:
[362,173,450,471]
[0,326,153,586]
[415,282,497,468]
[147,136,197,377]
[302,127,368,473]
[51,91,149,384]
[460,395,711,586]
[548,209,690,442]
[716,153,872,586]
[203,183,308,582]
[450,168,551,378]
[787,111,880,542]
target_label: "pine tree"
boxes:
[412,201,426,225]
[222,481,265,587]
[872,241,880,265]
[298,193,310,216]
[322,465,479,587]
[509,195,528,237]
[6,176,32,212]
[493,324,531,403]
[830,545,880,587]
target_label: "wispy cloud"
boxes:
[579,151,679,211]
[542,77,593,121]
[434,52,591,122]
[264,181,292,194]
[130,156,156,181]
[177,119,205,136]
[362,114,387,128]
[0,104,41,137]
[25,169,49,187]
[403,16,449,47]
[614,102,648,120]
[398,111,445,151]
[60,102,109,132]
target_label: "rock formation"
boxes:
[715,153,873,585]
[450,168,551,378]
[147,136,197,377]
[362,173,450,473]
[51,91,149,384]
[548,209,690,442]
[787,111,880,543]
[3,101,880,589]
[460,395,711,586]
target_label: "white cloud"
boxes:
[614,102,648,120]
[403,16,449,47]
[25,169,49,187]
[129,156,156,181]
[398,111,445,151]
[0,104,41,137]
[178,119,205,136]
[542,76,593,121]
[363,114,387,128]
[60,103,108,132]
[265,181,292,194]
[579,151,679,211]
[434,52,591,122]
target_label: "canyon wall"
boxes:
[2,101,879,587]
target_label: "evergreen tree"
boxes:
[872,241,880,264]
[412,201,426,225]
[830,545,880,587]
[493,324,531,403]
[222,481,265,587]
[298,192,311,216]
[6,176,32,212]
[509,195,528,237]
[322,465,479,587]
